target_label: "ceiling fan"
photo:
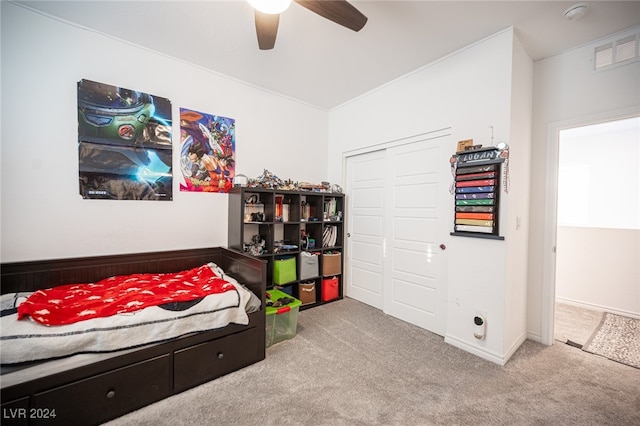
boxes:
[248,0,368,50]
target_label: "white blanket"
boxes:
[0,263,254,364]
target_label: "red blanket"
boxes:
[17,264,236,326]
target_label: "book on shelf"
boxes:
[324,198,338,220]
[322,225,338,247]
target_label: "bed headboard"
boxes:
[0,247,266,303]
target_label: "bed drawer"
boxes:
[30,354,171,425]
[174,327,259,392]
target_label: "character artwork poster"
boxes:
[179,108,236,193]
[78,79,173,200]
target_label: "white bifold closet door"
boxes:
[345,149,386,309]
[346,135,449,336]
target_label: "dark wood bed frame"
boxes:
[0,247,266,425]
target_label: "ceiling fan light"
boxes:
[248,0,292,15]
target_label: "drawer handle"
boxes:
[106,389,116,399]
[217,352,224,359]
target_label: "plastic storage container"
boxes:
[266,289,302,347]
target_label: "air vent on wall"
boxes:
[594,32,639,70]
[616,35,637,63]
[595,43,614,68]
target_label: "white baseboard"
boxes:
[504,333,528,361]
[556,297,640,319]
[444,333,528,366]
[527,331,543,343]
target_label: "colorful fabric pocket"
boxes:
[455,224,494,233]
[455,171,496,181]
[456,164,497,174]
[455,212,494,220]
[456,199,495,206]
[455,219,494,227]
[456,205,494,212]
[456,186,495,193]
[456,193,495,200]
[456,179,496,188]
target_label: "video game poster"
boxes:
[77,79,173,200]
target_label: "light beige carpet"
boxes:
[583,312,640,369]
[554,302,603,346]
[104,298,640,425]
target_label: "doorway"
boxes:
[546,114,640,346]
[344,131,450,336]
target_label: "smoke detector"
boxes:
[563,3,589,21]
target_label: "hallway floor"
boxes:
[554,301,604,346]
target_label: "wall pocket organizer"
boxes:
[450,147,505,240]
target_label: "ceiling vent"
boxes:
[594,32,639,70]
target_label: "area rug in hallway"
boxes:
[583,312,640,369]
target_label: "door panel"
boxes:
[350,262,383,296]
[391,277,437,313]
[345,150,385,309]
[384,138,447,335]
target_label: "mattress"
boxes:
[0,263,260,364]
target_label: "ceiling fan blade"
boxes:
[294,0,367,32]
[254,10,280,50]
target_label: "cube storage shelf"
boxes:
[228,187,344,310]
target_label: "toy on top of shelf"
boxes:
[246,169,343,192]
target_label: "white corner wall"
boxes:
[503,34,533,357]
[529,26,640,342]
[0,2,328,262]
[329,28,531,365]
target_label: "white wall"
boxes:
[328,30,513,170]
[329,28,531,365]
[556,227,640,317]
[504,34,533,356]
[555,117,640,318]
[529,26,640,341]
[0,3,328,262]
[558,118,640,230]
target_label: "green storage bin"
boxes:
[266,289,302,347]
[273,256,297,284]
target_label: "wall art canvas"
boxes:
[179,108,236,193]
[78,79,173,200]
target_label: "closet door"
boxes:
[383,138,448,336]
[345,134,449,336]
[345,150,386,309]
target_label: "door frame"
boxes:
[342,127,452,304]
[541,107,639,345]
